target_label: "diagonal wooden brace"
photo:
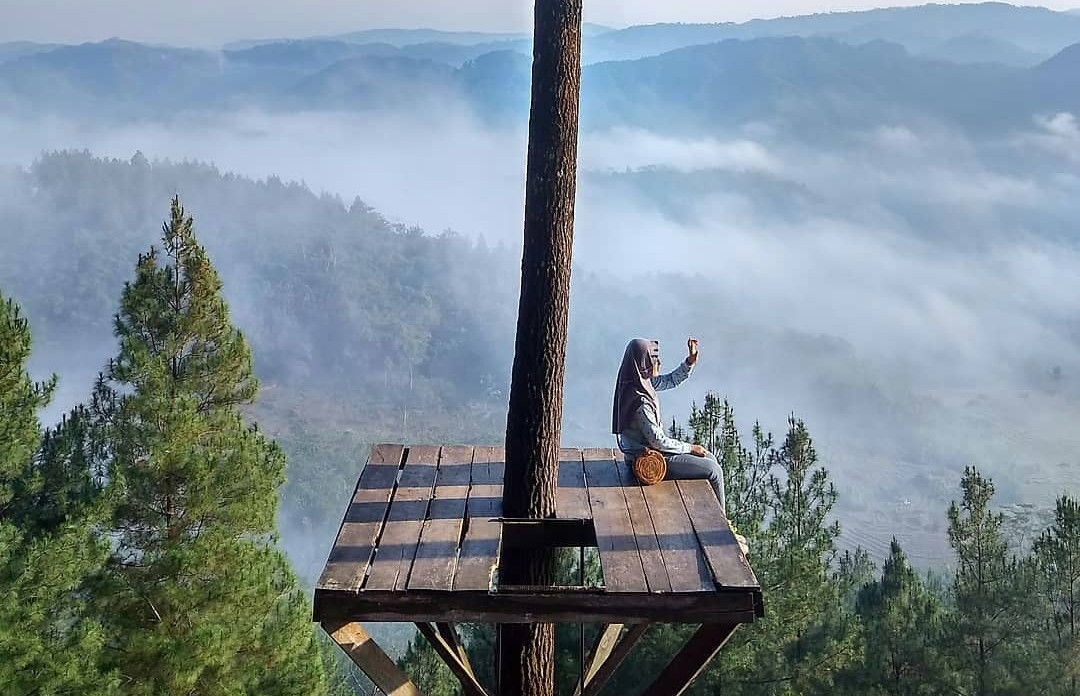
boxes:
[639,623,741,696]
[416,622,492,696]
[579,623,650,696]
[572,624,622,696]
[435,623,477,681]
[322,621,428,696]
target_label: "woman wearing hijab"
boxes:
[612,337,727,511]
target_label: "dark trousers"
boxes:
[624,450,727,513]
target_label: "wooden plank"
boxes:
[364,445,440,591]
[582,448,648,593]
[557,448,591,519]
[323,621,427,696]
[316,587,758,624]
[643,480,714,593]
[676,480,760,590]
[582,447,617,463]
[613,454,673,593]
[639,623,740,696]
[581,623,650,696]
[317,444,405,591]
[454,446,504,591]
[415,623,491,696]
[408,446,474,591]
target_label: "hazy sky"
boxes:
[2,0,1076,46]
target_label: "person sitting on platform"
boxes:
[613,337,748,552]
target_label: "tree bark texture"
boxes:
[499,1,583,696]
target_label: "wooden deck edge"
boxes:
[313,587,760,625]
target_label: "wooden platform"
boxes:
[314,444,763,625]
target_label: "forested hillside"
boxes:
[399,395,1080,696]
[3,3,1080,689]
[0,202,344,695]
[4,150,1078,575]
[2,151,525,577]
[5,235,1078,694]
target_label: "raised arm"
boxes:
[650,337,699,392]
[651,359,693,392]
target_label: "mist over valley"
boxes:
[3,0,1079,579]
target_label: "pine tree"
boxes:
[89,198,327,696]
[0,296,51,512]
[945,467,1029,696]
[0,294,117,696]
[1032,495,1080,695]
[686,394,772,536]
[661,412,857,696]
[739,416,858,696]
[681,396,772,692]
[851,539,949,696]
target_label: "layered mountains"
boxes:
[1,3,1078,133]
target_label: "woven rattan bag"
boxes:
[632,448,667,486]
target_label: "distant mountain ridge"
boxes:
[8,4,1079,71]
[223,28,529,52]
[584,2,1080,63]
[217,3,1080,67]
[921,32,1046,66]
[0,39,229,115]
[223,22,614,51]
[0,41,58,64]
[223,39,509,71]
[3,5,1080,134]
[1034,39,1080,79]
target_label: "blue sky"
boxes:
[2,0,1076,46]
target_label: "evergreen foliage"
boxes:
[394,397,1080,696]
[86,198,328,696]
[725,416,858,695]
[945,467,1031,696]
[1,179,1078,695]
[850,540,949,695]
[1032,495,1080,694]
[0,295,117,696]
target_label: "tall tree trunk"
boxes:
[499,1,583,695]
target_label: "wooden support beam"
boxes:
[315,587,760,626]
[315,587,759,625]
[322,621,427,696]
[435,623,477,682]
[639,623,740,696]
[416,623,492,696]
[580,623,650,696]
[571,623,622,696]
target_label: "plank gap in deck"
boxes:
[317,443,405,592]
[407,446,475,591]
[642,476,714,593]
[453,446,504,592]
[676,480,760,590]
[612,453,673,593]
[363,445,440,592]
[583,448,648,594]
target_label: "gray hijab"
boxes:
[612,338,660,434]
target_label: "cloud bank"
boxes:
[3,102,1079,565]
